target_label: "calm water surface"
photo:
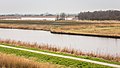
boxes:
[0,28,120,56]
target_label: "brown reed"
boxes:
[0,39,120,62]
[0,52,58,68]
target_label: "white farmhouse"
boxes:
[21,16,57,21]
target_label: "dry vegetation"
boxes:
[0,20,120,37]
[0,39,120,62]
[0,20,120,62]
[77,20,120,23]
[51,23,120,37]
[0,24,52,31]
[0,52,58,68]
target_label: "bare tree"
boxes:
[60,13,66,20]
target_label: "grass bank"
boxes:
[0,52,59,68]
[0,39,120,65]
[50,23,120,38]
[0,44,113,68]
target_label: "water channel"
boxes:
[0,28,120,56]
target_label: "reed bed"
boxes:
[0,39,120,62]
[0,24,51,31]
[77,20,120,23]
[0,20,120,37]
[51,23,120,37]
[0,52,57,68]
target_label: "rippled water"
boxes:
[0,28,120,56]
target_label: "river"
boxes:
[0,28,120,56]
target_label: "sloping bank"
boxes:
[0,44,120,68]
[50,30,120,39]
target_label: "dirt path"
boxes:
[0,45,120,68]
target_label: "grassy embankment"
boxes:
[50,21,120,38]
[0,20,54,31]
[0,20,120,38]
[0,39,120,68]
[0,44,112,68]
[0,52,59,68]
[0,20,75,30]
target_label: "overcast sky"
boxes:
[0,0,120,14]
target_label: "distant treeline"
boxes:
[78,10,120,20]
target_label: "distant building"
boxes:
[21,16,57,21]
[0,16,21,20]
[65,16,76,20]
[0,16,57,21]
[0,15,77,21]
[72,16,79,20]
[56,15,75,20]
